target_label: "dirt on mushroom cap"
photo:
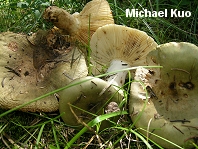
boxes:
[90,24,157,75]
[0,31,87,112]
[130,42,198,148]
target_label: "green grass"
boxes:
[0,0,198,148]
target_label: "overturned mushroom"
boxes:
[130,42,198,148]
[90,24,157,92]
[59,76,122,129]
[43,0,114,51]
[0,31,87,112]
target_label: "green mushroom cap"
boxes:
[59,76,123,129]
[130,42,198,148]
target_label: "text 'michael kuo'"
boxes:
[126,9,191,18]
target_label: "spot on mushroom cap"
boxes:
[90,24,157,73]
[130,42,198,148]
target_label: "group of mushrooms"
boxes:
[0,0,198,148]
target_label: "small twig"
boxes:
[170,119,190,123]
[96,134,104,149]
[91,81,97,86]
[147,118,152,141]
[184,135,198,142]
[171,68,192,80]
[69,103,104,149]
[4,66,21,77]
[1,77,5,88]
[62,72,73,80]
[173,125,184,134]
[171,68,190,75]
[1,133,11,149]
[45,59,69,63]
[2,133,23,149]
[182,124,198,130]
[29,117,42,126]
[83,135,95,149]
[69,103,95,133]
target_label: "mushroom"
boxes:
[59,76,122,129]
[129,42,198,148]
[90,24,157,92]
[43,0,114,50]
[0,31,87,112]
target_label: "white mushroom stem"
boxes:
[102,60,130,94]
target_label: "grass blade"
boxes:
[34,123,45,149]
[51,120,60,149]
